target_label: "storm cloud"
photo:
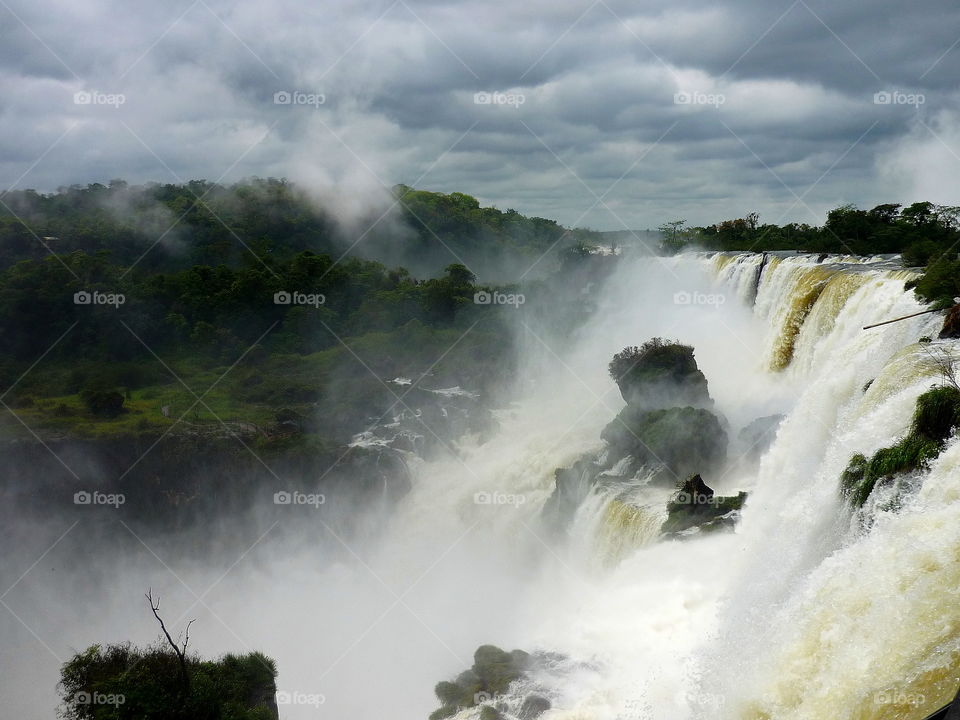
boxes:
[2,0,959,230]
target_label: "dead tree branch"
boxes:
[146,588,194,696]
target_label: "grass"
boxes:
[0,355,317,439]
[841,384,960,508]
[1,321,512,442]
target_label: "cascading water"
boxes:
[388,250,958,720]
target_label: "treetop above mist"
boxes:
[661,201,960,261]
[0,178,604,279]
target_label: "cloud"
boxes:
[1,0,959,230]
[879,108,960,207]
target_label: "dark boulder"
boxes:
[607,339,712,411]
[738,414,784,460]
[428,645,533,720]
[600,406,727,481]
[519,694,552,719]
[661,475,747,536]
[540,456,601,532]
[939,305,960,339]
[678,473,714,500]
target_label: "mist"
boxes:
[0,250,788,718]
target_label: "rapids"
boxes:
[3,251,957,720]
[389,250,957,720]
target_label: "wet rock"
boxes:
[661,475,747,536]
[428,645,533,720]
[738,414,784,460]
[600,406,727,481]
[939,304,960,339]
[607,339,713,411]
[678,473,714,499]
[518,694,552,719]
[541,456,601,532]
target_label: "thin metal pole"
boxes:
[862,307,942,330]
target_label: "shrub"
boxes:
[79,386,126,417]
[607,338,696,384]
[911,385,960,442]
[841,385,960,508]
[910,256,960,309]
[58,643,278,720]
[428,645,533,720]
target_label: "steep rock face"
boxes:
[600,405,727,481]
[660,474,747,536]
[608,340,713,410]
[429,645,551,720]
[840,385,960,509]
[738,414,784,461]
[540,456,602,532]
[544,340,730,532]
[939,304,960,339]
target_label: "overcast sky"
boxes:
[2,0,960,230]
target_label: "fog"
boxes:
[0,249,787,719]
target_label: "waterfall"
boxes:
[395,250,957,720]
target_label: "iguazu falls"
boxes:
[3,2,960,719]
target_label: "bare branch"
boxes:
[920,342,960,392]
[145,588,194,695]
[146,589,182,661]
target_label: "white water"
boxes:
[374,251,958,720]
[4,251,959,720]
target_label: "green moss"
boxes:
[434,681,462,706]
[911,385,960,442]
[841,385,960,508]
[601,406,727,478]
[661,488,747,535]
[840,453,868,502]
[607,339,711,408]
[428,707,458,720]
[910,256,960,308]
[428,645,531,720]
[479,707,504,720]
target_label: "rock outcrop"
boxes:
[840,385,960,508]
[939,304,960,339]
[601,405,727,481]
[738,414,784,460]
[660,474,747,536]
[429,645,550,720]
[607,339,713,410]
[545,340,730,533]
